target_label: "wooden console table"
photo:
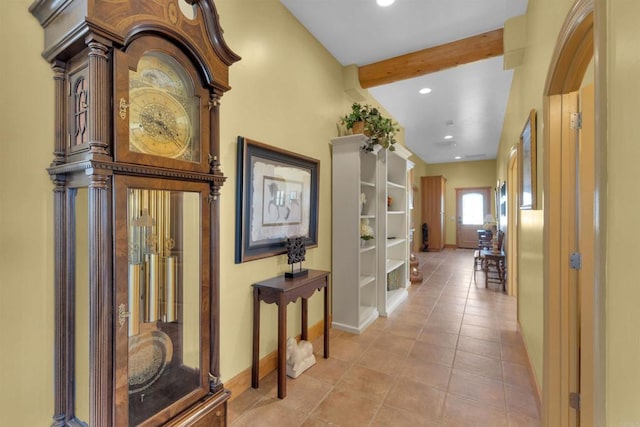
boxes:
[251,269,330,399]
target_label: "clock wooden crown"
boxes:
[30,0,240,173]
[30,1,239,426]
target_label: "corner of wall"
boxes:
[342,64,367,102]
[504,14,528,70]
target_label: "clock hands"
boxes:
[128,86,192,158]
[142,113,178,139]
[139,105,182,146]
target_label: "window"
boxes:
[461,193,484,225]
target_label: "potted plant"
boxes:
[340,102,399,152]
[340,102,369,135]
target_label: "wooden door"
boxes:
[420,176,446,251]
[545,85,595,427]
[455,187,491,248]
[576,83,596,426]
[543,3,601,425]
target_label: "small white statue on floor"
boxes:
[285,337,316,378]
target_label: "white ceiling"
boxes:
[280,0,528,164]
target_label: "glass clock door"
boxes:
[114,176,210,426]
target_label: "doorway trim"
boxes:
[542,0,606,425]
[507,147,518,297]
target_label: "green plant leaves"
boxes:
[340,102,398,152]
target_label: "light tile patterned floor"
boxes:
[229,249,540,426]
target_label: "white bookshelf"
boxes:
[331,135,413,331]
[377,146,412,317]
[330,135,379,334]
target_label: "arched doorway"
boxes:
[542,0,605,425]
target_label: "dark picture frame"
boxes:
[500,181,507,217]
[519,109,537,210]
[235,137,319,263]
[498,180,507,232]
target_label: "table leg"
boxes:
[301,297,308,341]
[277,293,287,399]
[483,258,489,288]
[251,287,260,389]
[323,284,329,359]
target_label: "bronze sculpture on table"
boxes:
[285,236,308,278]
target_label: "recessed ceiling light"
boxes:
[419,87,432,94]
[444,135,453,140]
[454,156,462,160]
[377,0,395,6]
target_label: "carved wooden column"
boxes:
[88,173,112,427]
[209,92,222,169]
[209,92,223,390]
[51,178,68,427]
[87,36,111,158]
[51,61,66,166]
[51,60,69,427]
[85,34,114,426]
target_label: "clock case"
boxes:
[29,1,240,426]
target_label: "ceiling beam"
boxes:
[358,28,504,89]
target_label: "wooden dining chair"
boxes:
[473,229,493,282]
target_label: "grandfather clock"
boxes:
[29,1,239,426]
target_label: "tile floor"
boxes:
[229,249,541,426]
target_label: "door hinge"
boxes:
[571,112,582,130]
[570,252,582,270]
[569,392,581,410]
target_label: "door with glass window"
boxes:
[456,187,491,248]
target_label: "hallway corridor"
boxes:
[229,249,540,426]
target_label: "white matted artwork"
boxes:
[235,137,319,263]
[252,161,308,238]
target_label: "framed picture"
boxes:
[235,136,319,263]
[500,181,507,217]
[519,109,537,210]
[498,181,507,231]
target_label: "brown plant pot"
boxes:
[351,121,371,136]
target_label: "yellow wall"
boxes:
[6,0,640,425]
[0,0,420,424]
[0,1,55,425]
[497,0,576,184]
[517,210,544,383]
[496,0,575,390]
[606,1,640,424]
[424,159,497,246]
[215,0,341,383]
[215,0,416,384]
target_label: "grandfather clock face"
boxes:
[128,51,200,162]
